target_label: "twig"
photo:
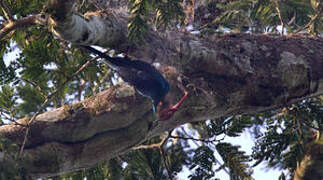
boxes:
[301,119,321,131]
[19,51,100,156]
[214,158,230,175]
[0,0,14,22]
[294,9,322,34]
[169,135,223,143]
[9,111,28,127]
[273,0,284,35]
[0,108,27,127]
[76,79,86,101]
[132,130,174,179]
[132,130,173,150]
[19,98,49,156]
[132,143,160,150]
[20,78,46,98]
[159,130,173,179]
[92,70,112,93]
[80,0,86,9]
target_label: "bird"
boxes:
[81,45,188,121]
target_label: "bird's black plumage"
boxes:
[82,46,170,112]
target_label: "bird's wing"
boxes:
[118,67,164,98]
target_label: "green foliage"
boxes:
[153,0,185,29]
[225,116,254,137]
[166,141,192,176]
[55,159,126,180]
[16,84,45,115]
[62,162,113,180]
[252,98,323,175]
[201,0,321,34]
[0,0,322,179]
[216,142,252,180]
[128,0,150,42]
[189,146,216,180]
[0,42,17,84]
[122,136,191,179]
[0,85,19,120]
[0,85,15,110]
[199,116,253,139]
[215,0,256,32]
[123,148,167,180]
[128,0,184,42]
[4,0,46,18]
[1,26,106,117]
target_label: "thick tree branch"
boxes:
[1,83,154,178]
[19,51,102,156]
[0,32,321,177]
[0,0,322,178]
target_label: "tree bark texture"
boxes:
[0,0,323,178]
[294,134,323,180]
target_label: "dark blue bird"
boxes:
[81,46,187,120]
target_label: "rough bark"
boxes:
[294,133,323,180]
[0,0,323,178]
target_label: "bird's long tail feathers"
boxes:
[81,45,128,68]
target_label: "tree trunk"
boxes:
[0,0,322,178]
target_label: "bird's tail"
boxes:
[81,45,130,68]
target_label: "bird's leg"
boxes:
[169,91,188,111]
